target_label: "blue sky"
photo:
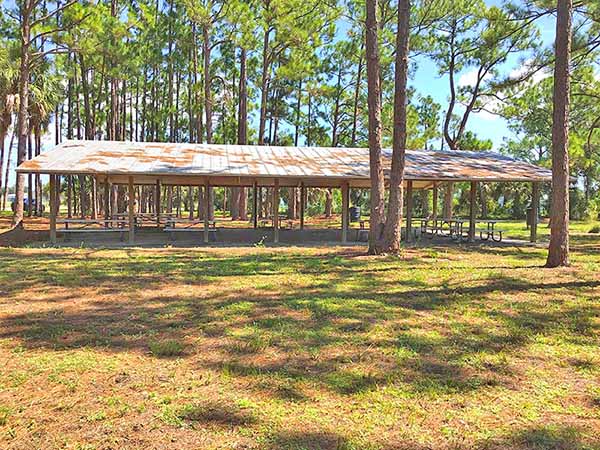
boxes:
[406,1,557,151]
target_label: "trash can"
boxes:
[526,207,538,229]
[349,206,361,222]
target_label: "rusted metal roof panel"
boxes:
[17,140,554,182]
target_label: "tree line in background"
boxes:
[0,0,598,262]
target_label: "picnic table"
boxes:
[417,218,463,239]
[258,215,293,229]
[112,212,176,227]
[57,218,129,241]
[475,219,506,242]
[164,217,217,241]
[418,218,505,242]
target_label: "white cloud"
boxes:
[509,59,550,85]
[457,69,491,88]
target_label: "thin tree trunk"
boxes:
[443,182,453,219]
[288,189,296,219]
[78,175,87,218]
[420,190,429,218]
[35,131,42,215]
[202,25,214,220]
[187,40,194,143]
[79,55,94,139]
[67,175,72,218]
[174,70,180,142]
[185,186,191,219]
[167,0,175,141]
[203,26,212,144]
[0,133,5,209]
[295,80,301,146]
[166,186,173,213]
[27,134,32,217]
[324,189,332,218]
[141,67,147,141]
[191,23,202,143]
[546,0,572,267]
[108,0,118,140]
[238,48,248,221]
[91,178,97,219]
[3,131,15,211]
[351,41,364,146]
[258,25,271,145]
[478,184,488,218]
[365,0,386,254]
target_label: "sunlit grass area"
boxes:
[0,238,599,449]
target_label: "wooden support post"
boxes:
[531,181,539,243]
[252,181,258,229]
[406,180,413,242]
[56,175,61,212]
[156,179,162,227]
[432,183,438,220]
[469,181,477,242]
[341,182,349,243]
[300,183,306,230]
[49,174,57,244]
[128,176,135,244]
[273,179,280,243]
[204,179,210,244]
[104,177,110,227]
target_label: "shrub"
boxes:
[589,225,600,234]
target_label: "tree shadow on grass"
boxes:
[177,400,257,427]
[265,430,352,450]
[1,247,599,400]
[261,423,600,450]
[480,424,600,450]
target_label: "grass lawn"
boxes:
[1,227,600,448]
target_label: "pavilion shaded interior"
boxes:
[17,140,554,245]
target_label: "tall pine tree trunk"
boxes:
[202,25,214,220]
[258,25,271,145]
[365,0,386,254]
[351,41,364,147]
[382,0,410,253]
[237,48,249,221]
[546,0,572,267]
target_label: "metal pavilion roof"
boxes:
[17,140,553,187]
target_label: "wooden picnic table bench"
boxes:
[112,212,177,227]
[57,218,129,241]
[258,215,291,228]
[164,218,217,241]
[475,220,505,242]
[419,218,505,242]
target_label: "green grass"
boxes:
[149,339,186,357]
[0,240,599,449]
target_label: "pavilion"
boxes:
[16,140,553,245]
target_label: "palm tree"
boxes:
[29,69,60,215]
[0,42,18,212]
